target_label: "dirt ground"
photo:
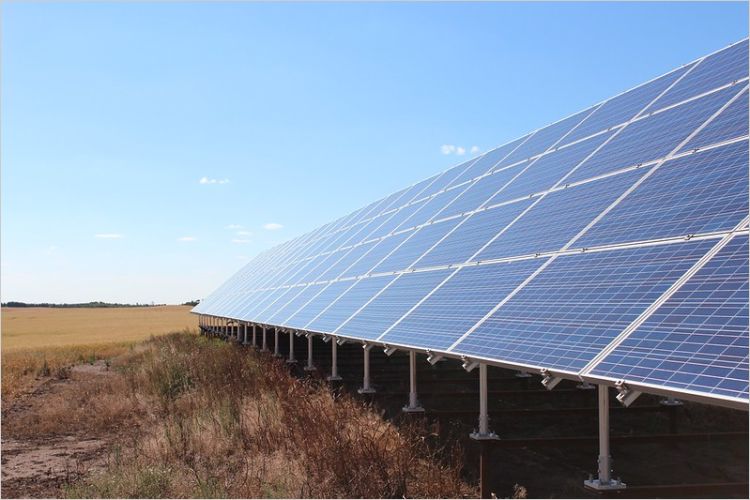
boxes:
[1,362,118,498]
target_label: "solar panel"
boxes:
[577,141,749,248]
[195,39,750,408]
[452,239,718,372]
[587,234,749,402]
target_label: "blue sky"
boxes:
[2,1,747,304]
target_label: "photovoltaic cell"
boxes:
[339,231,413,278]
[490,132,613,204]
[453,238,717,371]
[437,162,527,219]
[381,259,545,350]
[682,88,749,152]
[285,280,356,329]
[447,135,530,188]
[564,65,692,144]
[566,86,736,184]
[577,141,749,248]
[590,235,749,400]
[371,218,459,274]
[475,169,642,262]
[335,269,453,340]
[655,40,749,110]
[307,275,396,333]
[498,108,592,167]
[415,200,534,269]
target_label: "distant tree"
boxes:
[182,300,200,306]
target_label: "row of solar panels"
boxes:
[195,39,749,408]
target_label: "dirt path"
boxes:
[1,361,116,498]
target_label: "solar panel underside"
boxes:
[194,39,750,407]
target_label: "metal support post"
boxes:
[236,322,242,342]
[402,350,424,413]
[471,364,499,440]
[287,331,296,363]
[261,327,269,352]
[584,385,626,491]
[304,335,315,371]
[327,339,342,381]
[242,323,249,345]
[274,329,281,357]
[358,344,376,394]
[252,324,257,348]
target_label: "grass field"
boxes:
[1,305,197,403]
[1,306,196,352]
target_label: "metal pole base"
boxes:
[303,365,316,372]
[286,359,297,364]
[470,431,500,441]
[273,353,283,358]
[326,375,342,382]
[357,386,376,394]
[402,405,425,413]
[584,478,627,491]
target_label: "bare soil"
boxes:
[1,361,119,498]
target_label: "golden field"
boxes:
[1,305,197,403]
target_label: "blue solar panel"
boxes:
[306,275,396,333]
[446,135,531,188]
[285,280,355,329]
[415,200,534,269]
[682,88,749,152]
[578,141,749,248]
[315,240,380,282]
[452,239,717,371]
[475,169,642,262]
[490,132,614,204]
[655,40,749,110]
[566,86,736,184]
[369,198,430,237]
[339,231,412,278]
[371,218,459,274]
[589,235,749,400]
[497,108,593,167]
[437,162,527,219]
[397,188,465,229]
[563,65,692,144]
[335,269,453,340]
[381,259,546,350]
[266,283,329,324]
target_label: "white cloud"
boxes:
[95,233,124,239]
[441,144,468,156]
[199,177,230,185]
[225,224,244,230]
[177,236,197,242]
[236,230,253,237]
[441,144,456,155]
[45,245,59,255]
[471,145,480,154]
[263,223,283,231]
[231,238,252,244]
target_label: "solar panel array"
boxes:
[195,39,750,408]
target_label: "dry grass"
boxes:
[63,333,472,498]
[1,306,196,404]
